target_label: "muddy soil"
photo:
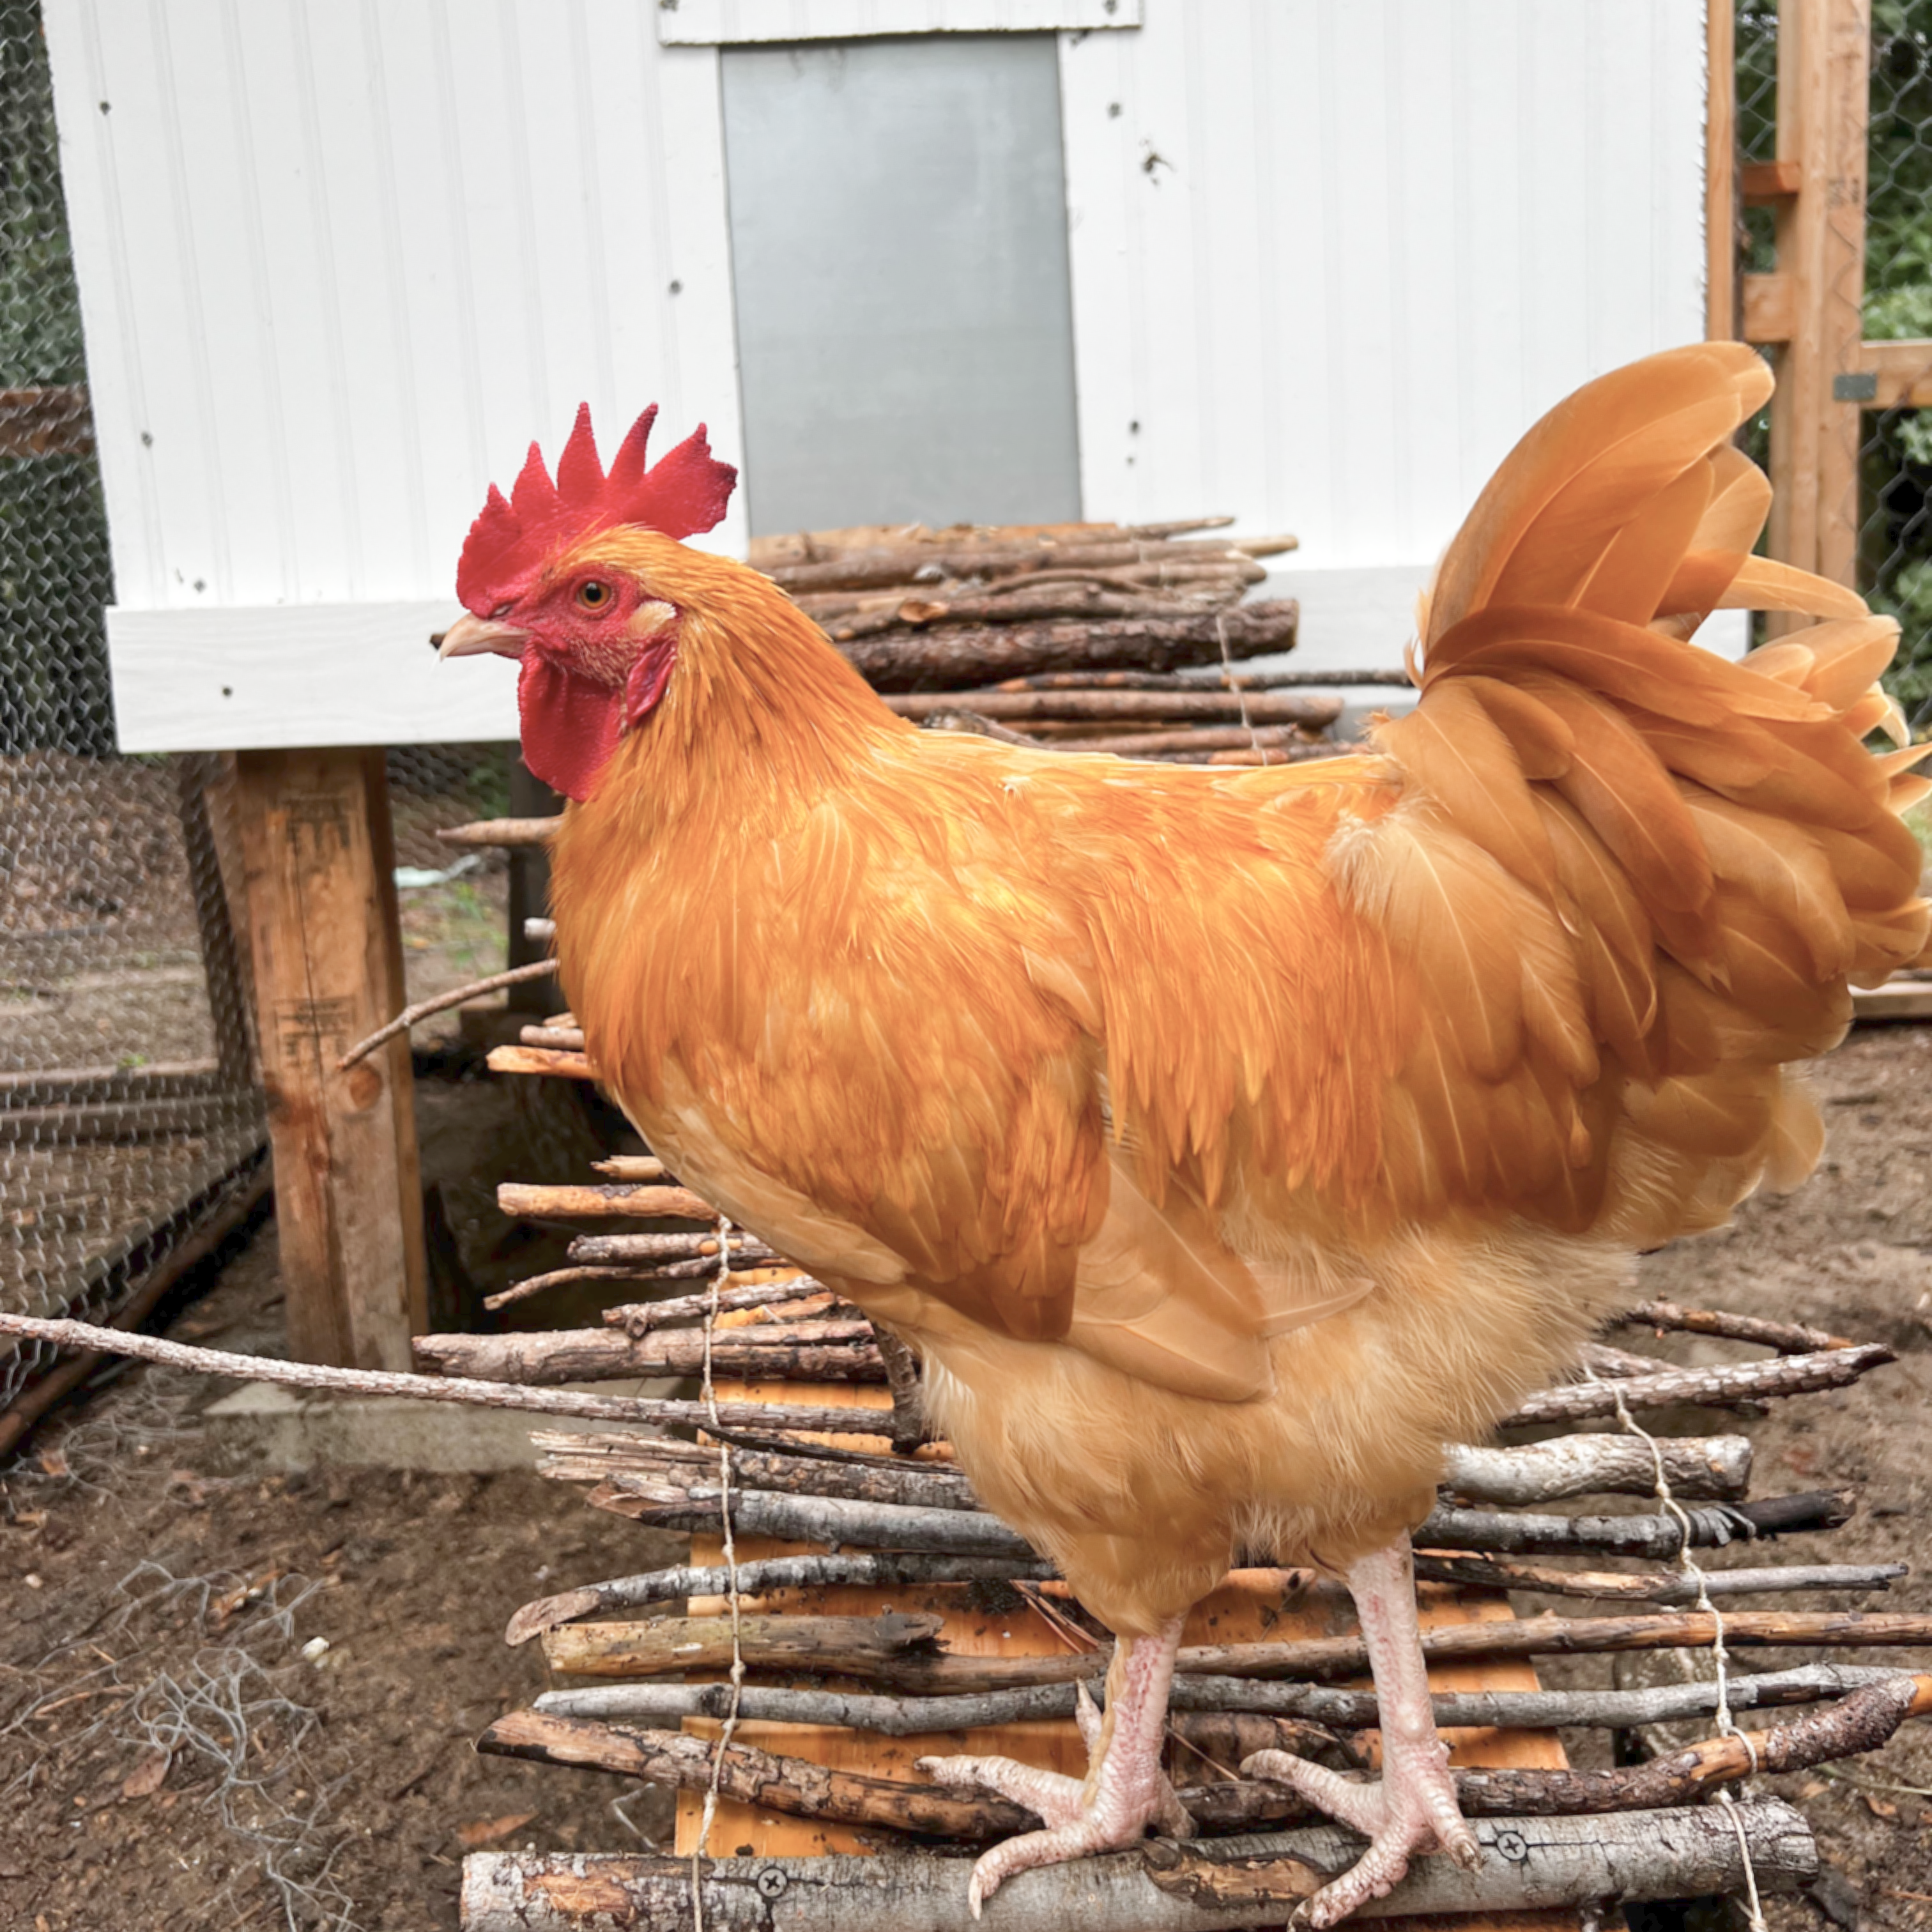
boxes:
[0,1024,1928,1931]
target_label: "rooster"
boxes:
[440,346,1929,1922]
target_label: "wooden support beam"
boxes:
[1744,272,1795,343]
[233,747,426,1367]
[1708,0,1738,339]
[1765,0,1872,615]
[1859,337,1932,407]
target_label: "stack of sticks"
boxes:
[431,1030,1932,1931]
[751,515,1365,768]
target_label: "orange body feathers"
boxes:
[510,344,1928,1635]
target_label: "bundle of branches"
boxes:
[753,514,1307,704]
[404,1034,1932,1928]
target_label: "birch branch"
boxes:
[498,1183,742,1227]
[1439,1435,1751,1505]
[461,1801,1817,1930]
[599,1275,836,1333]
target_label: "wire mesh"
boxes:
[1863,3,1932,729]
[0,4,270,1417]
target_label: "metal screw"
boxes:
[1494,1829,1529,1864]
[756,1867,789,1899]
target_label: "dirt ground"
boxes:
[0,1024,1929,1931]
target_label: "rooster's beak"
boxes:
[436,612,530,660]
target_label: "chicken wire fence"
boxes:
[1739,0,1932,728]
[0,2,513,1425]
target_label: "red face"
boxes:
[440,560,679,802]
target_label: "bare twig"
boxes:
[1613,1301,1860,1355]
[498,1182,723,1225]
[336,959,558,1070]
[0,1310,882,1439]
[433,816,561,848]
[1415,1490,1853,1559]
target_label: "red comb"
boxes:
[457,404,736,613]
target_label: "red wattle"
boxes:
[518,654,624,802]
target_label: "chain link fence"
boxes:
[1736,0,1932,726]
[0,2,514,1434]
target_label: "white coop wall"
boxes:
[42,0,1714,752]
[1055,0,1712,666]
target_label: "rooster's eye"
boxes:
[576,580,611,611]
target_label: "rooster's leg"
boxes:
[1243,1535,1478,1925]
[917,1612,1191,1917]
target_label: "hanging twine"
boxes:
[689,1216,747,1932]
[1595,1360,1768,1932]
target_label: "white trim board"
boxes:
[107,602,512,754]
[103,578,1753,754]
[659,1,1139,43]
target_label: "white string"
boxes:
[1597,1364,1768,1932]
[689,1215,746,1932]
[1214,608,1268,763]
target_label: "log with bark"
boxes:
[508,1553,1063,1647]
[1410,1553,1908,1602]
[848,602,1302,693]
[766,532,1298,597]
[884,682,1333,725]
[459,1800,1817,1929]
[411,1321,885,1388]
[990,668,1411,692]
[1021,723,1326,759]
[1438,1434,1752,1505]
[599,1276,837,1333]
[1496,1344,1894,1426]
[498,1182,719,1223]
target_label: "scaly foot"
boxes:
[917,1625,1191,1916]
[1243,1537,1480,1924]
[1242,1735,1477,1926]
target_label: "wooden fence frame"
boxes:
[1719,0,1932,595]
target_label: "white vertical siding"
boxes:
[1059,0,1708,569]
[45,0,746,620]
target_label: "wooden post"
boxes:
[1757,0,1871,620]
[1706,0,1738,342]
[233,747,427,1367]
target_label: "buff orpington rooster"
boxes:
[440,345,1930,1922]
